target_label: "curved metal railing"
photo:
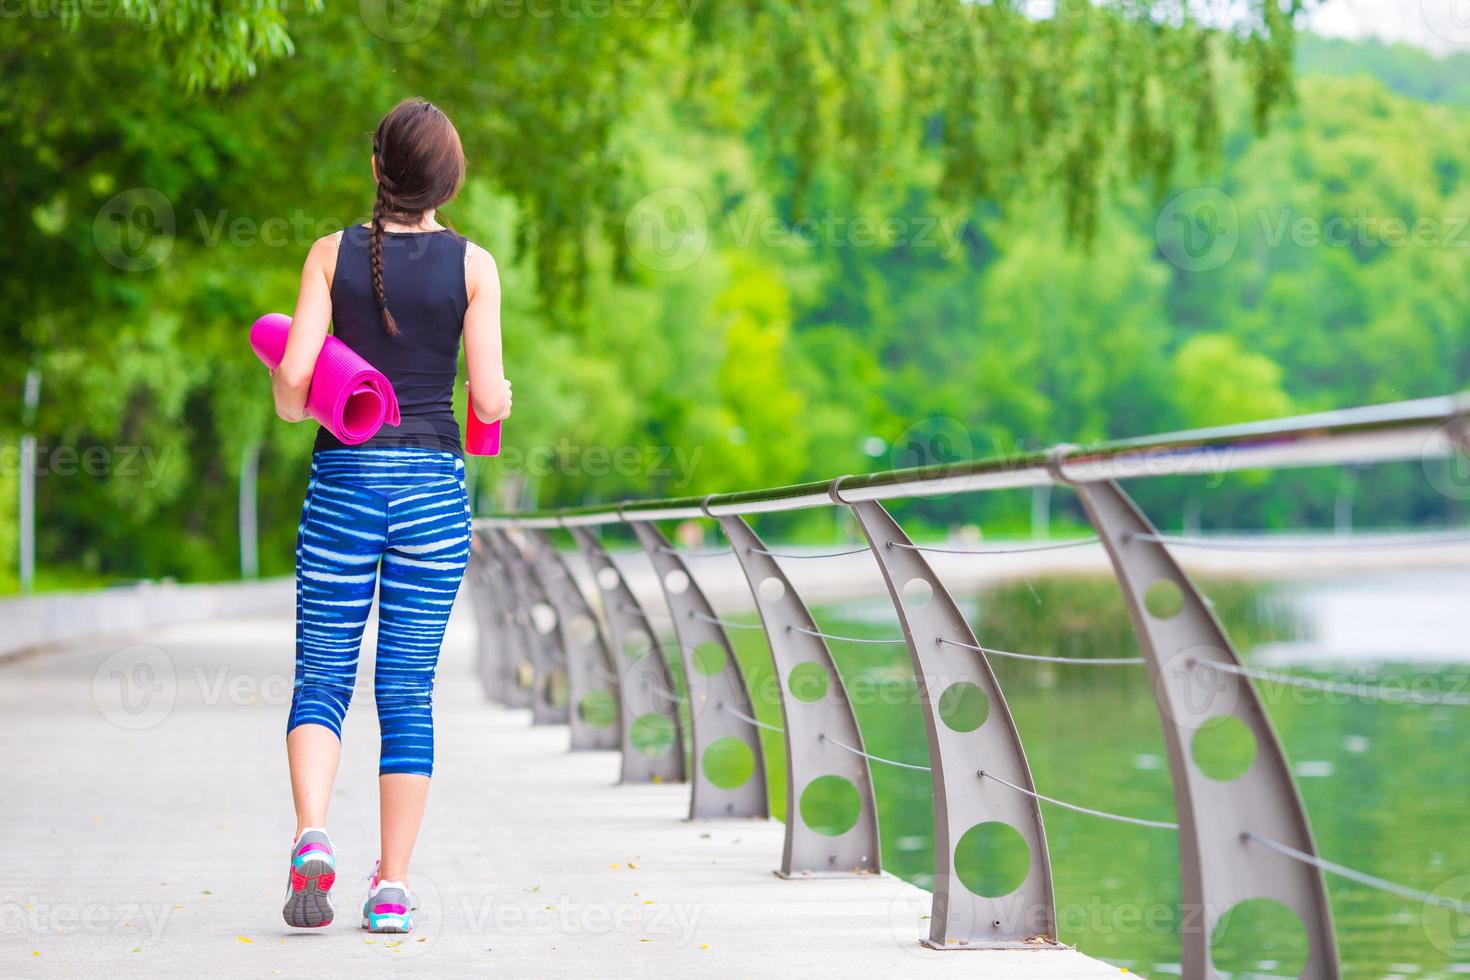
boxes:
[465,393,1470,975]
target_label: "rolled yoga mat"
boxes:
[250,313,401,446]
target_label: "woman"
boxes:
[269,99,510,934]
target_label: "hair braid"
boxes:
[370,181,399,338]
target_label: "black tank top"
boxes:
[313,224,469,455]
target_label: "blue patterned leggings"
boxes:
[287,449,471,777]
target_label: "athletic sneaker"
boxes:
[362,871,414,934]
[282,828,336,928]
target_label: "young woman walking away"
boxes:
[267,98,511,934]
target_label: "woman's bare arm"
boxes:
[463,242,511,422]
[272,234,338,423]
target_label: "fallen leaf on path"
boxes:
[235,936,253,944]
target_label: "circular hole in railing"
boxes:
[630,713,677,758]
[664,569,690,595]
[568,615,598,647]
[1190,714,1257,781]
[691,641,727,676]
[901,577,933,609]
[799,775,862,837]
[701,736,756,788]
[1209,898,1309,977]
[1144,578,1185,619]
[545,667,569,707]
[788,661,829,703]
[515,660,535,690]
[621,629,652,661]
[758,576,786,602]
[596,566,620,591]
[953,821,1029,898]
[577,690,617,729]
[938,681,989,733]
[530,602,557,635]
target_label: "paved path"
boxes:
[1,612,1120,978]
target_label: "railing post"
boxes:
[521,528,622,751]
[840,488,1060,950]
[567,525,686,784]
[475,529,532,710]
[487,528,567,723]
[716,512,880,876]
[626,518,768,820]
[1063,466,1339,977]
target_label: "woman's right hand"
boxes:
[467,378,512,421]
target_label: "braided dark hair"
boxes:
[369,99,467,337]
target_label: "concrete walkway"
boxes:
[1,612,1120,978]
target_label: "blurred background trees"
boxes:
[3,2,1468,589]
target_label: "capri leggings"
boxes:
[287,448,471,777]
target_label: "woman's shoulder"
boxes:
[303,229,345,280]
[462,239,499,276]
[462,239,500,301]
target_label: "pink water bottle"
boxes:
[466,403,502,456]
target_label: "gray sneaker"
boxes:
[282,828,336,928]
[362,879,413,934]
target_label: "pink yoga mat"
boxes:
[250,313,401,445]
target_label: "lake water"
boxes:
[713,568,1470,977]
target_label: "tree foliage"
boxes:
[29,4,1470,592]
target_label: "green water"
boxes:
[690,573,1470,977]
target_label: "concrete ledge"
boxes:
[0,578,295,661]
